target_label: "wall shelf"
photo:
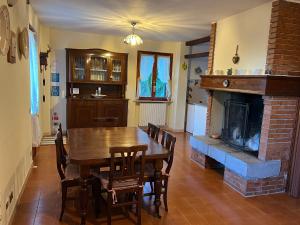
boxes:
[184,52,209,59]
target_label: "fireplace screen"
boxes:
[222,95,263,153]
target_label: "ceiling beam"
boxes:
[185,36,210,46]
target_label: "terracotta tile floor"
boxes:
[12,132,300,225]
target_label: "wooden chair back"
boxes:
[108,145,148,190]
[58,123,63,136]
[161,131,176,175]
[57,123,68,157]
[55,133,67,180]
[147,123,160,142]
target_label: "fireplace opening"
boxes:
[221,93,264,156]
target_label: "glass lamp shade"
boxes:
[123,34,143,46]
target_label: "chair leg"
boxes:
[163,179,169,212]
[60,184,67,221]
[128,193,134,212]
[150,181,154,193]
[136,189,142,225]
[107,192,112,225]
[92,178,101,218]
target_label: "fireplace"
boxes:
[189,74,300,196]
[222,94,263,155]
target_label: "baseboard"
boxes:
[7,163,33,225]
[165,126,185,133]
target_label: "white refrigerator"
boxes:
[186,103,207,136]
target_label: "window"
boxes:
[29,30,39,115]
[137,51,172,101]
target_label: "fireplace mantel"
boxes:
[200,75,300,96]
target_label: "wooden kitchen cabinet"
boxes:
[67,99,97,128]
[66,48,128,129]
[67,99,128,128]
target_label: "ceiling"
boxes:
[31,0,271,41]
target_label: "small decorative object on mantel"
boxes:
[7,31,16,63]
[195,66,202,74]
[40,45,51,72]
[18,27,29,59]
[232,45,240,64]
[7,0,17,7]
[223,79,230,88]
[0,5,10,56]
[265,65,272,75]
[227,68,232,75]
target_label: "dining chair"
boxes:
[55,133,100,221]
[95,145,147,225]
[147,123,160,142]
[58,123,68,157]
[143,130,176,211]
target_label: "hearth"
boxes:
[221,94,263,156]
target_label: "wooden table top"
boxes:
[68,127,169,165]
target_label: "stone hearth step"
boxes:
[190,135,281,179]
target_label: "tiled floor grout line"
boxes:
[32,193,41,225]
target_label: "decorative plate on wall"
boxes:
[19,27,29,59]
[7,31,16,63]
[0,5,10,56]
[7,0,18,7]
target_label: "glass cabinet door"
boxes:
[111,59,122,82]
[90,56,108,81]
[72,55,86,81]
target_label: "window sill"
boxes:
[134,99,173,104]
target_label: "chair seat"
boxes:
[143,163,169,178]
[94,173,141,205]
[64,163,80,180]
[99,174,140,191]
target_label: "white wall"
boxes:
[49,28,188,131]
[0,2,33,224]
[213,2,272,73]
[38,25,51,135]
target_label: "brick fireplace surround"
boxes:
[190,0,300,197]
[191,92,300,196]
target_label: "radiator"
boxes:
[139,103,167,127]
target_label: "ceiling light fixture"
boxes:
[124,22,143,46]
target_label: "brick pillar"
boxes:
[267,0,300,75]
[207,22,217,75]
[259,96,300,175]
[205,91,213,136]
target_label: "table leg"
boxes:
[154,159,163,218]
[80,166,90,225]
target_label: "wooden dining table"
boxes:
[67,127,169,225]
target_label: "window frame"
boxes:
[137,50,173,101]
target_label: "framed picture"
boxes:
[51,73,60,82]
[51,86,60,96]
